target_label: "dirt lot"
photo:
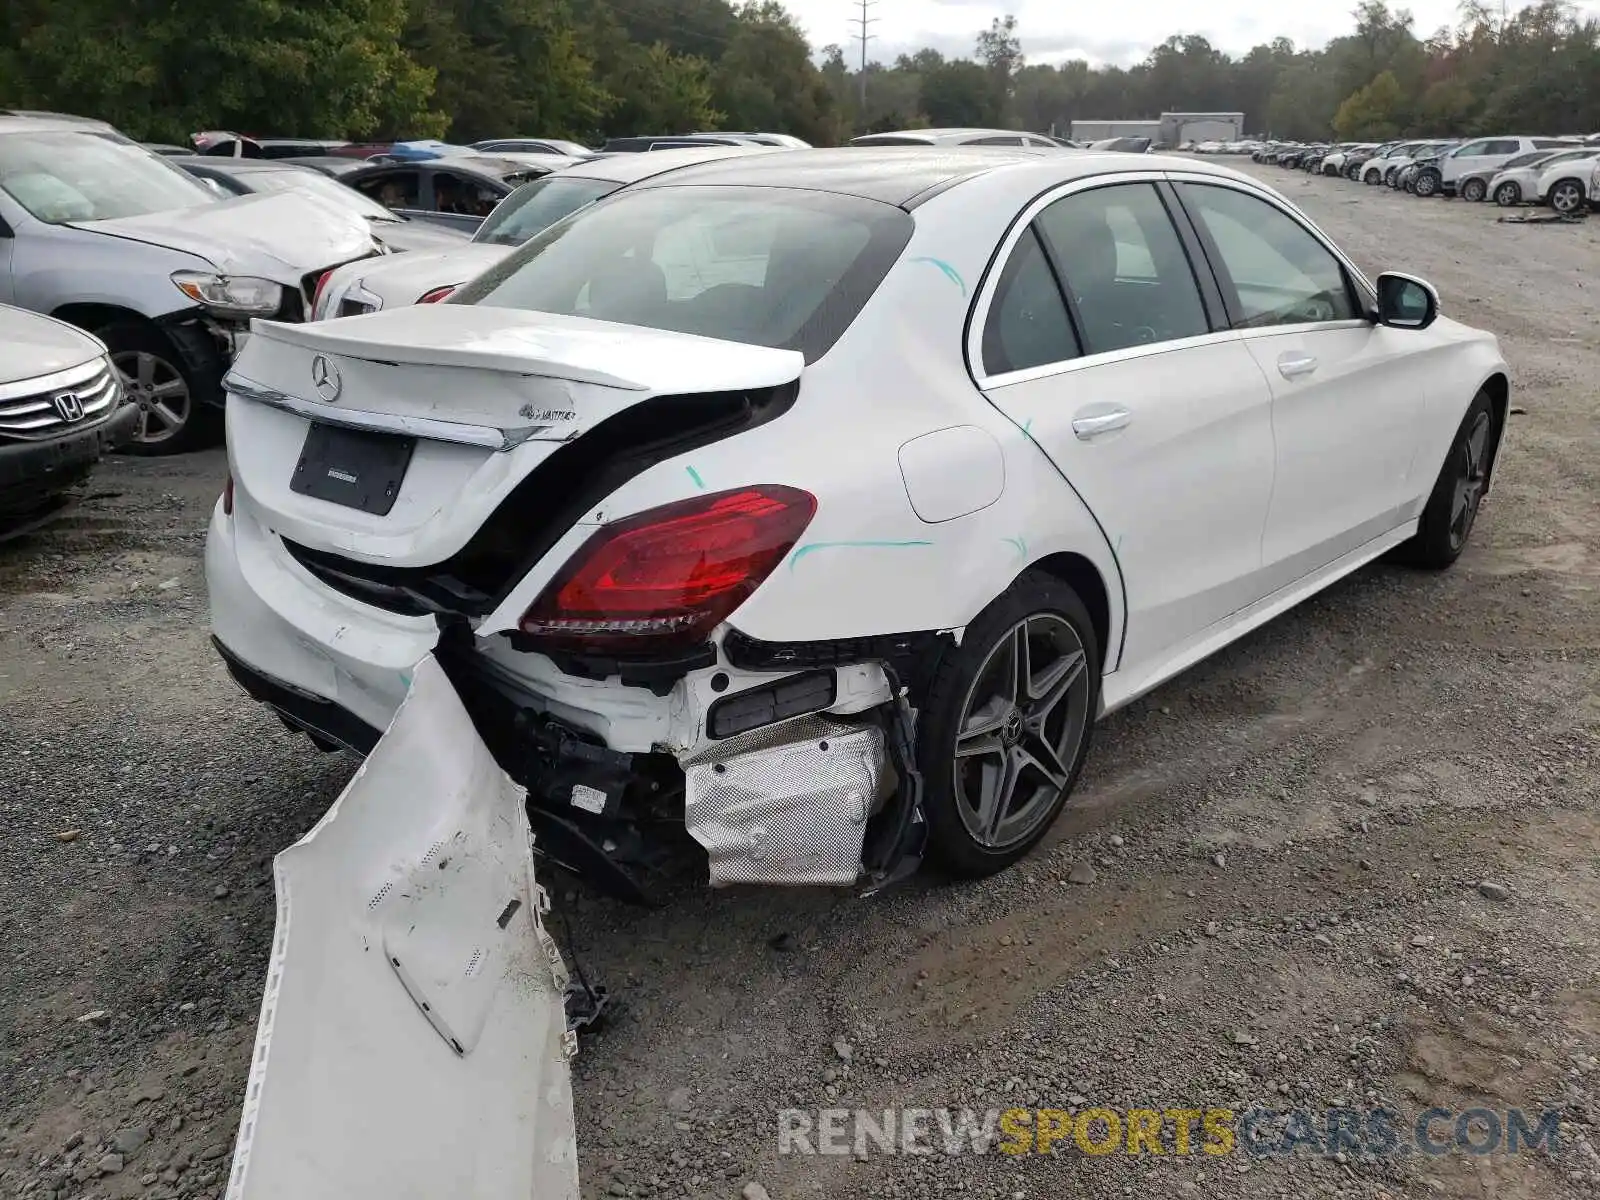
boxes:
[2,160,1598,1200]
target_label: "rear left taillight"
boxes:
[310,270,335,319]
[517,486,816,654]
[417,284,458,305]
[222,474,234,516]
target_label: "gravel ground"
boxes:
[2,160,1598,1200]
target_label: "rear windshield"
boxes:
[0,130,217,223]
[238,166,396,220]
[455,184,914,361]
[473,175,621,247]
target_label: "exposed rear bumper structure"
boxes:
[209,500,926,903]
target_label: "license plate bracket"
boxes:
[290,422,415,516]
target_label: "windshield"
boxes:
[1503,151,1555,169]
[455,184,914,362]
[1539,149,1597,167]
[473,175,621,246]
[239,167,397,220]
[0,130,218,223]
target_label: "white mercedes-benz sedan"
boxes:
[207,147,1509,896]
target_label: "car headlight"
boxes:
[170,271,283,317]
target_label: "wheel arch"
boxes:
[1018,551,1113,670]
[51,302,155,335]
[1547,176,1586,205]
[1478,371,1511,493]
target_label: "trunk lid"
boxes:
[224,654,579,1200]
[72,192,379,284]
[225,305,803,567]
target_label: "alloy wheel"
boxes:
[1551,181,1584,214]
[1416,172,1438,197]
[1449,411,1492,552]
[112,350,192,446]
[1495,182,1520,207]
[952,614,1091,851]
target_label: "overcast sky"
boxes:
[788,1,1592,67]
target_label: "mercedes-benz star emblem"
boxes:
[51,391,85,422]
[310,354,342,403]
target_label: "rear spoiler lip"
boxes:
[224,371,563,451]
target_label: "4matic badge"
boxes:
[519,404,577,422]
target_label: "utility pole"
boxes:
[850,0,877,115]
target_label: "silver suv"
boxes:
[0,112,383,452]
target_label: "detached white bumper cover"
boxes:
[225,654,579,1200]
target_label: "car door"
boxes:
[0,191,20,302]
[971,178,1277,672]
[1172,179,1432,591]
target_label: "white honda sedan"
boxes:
[207,148,1509,894]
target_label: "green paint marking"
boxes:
[400,670,414,690]
[686,465,705,489]
[1003,536,1027,558]
[908,256,967,297]
[1020,418,1037,443]
[789,539,933,571]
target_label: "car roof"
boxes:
[627,145,1262,208]
[166,156,315,174]
[558,144,780,184]
[632,145,1057,206]
[0,112,118,136]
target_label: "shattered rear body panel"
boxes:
[225,654,579,1200]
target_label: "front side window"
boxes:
[1485,140,1521,156]
[0,131,217,223]
[1454,140,1491,157]
[455,184,914,362]
[1034,182,1209,355]
[1178,183,1357,329]
[432,171,504,217]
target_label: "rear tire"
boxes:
[917,572,1100,878]
[1395,390,1496,570]
[1549,179,1586,215]
[97,321,219,456]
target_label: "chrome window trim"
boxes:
[967,169,1379,390]
[224,372,555,451]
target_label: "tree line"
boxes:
[1,0,1596,146]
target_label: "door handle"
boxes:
[1071,409,1131,439]
[1277,353,1319,379]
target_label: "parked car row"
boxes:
[1258,134,1600,213]
[0,112,822,494]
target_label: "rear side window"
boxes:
[1534,138,1577,149]
[964,135,1025,146]
[355,170,420,208]
[455,184,914,362]
[982,227,1078,375]
[1034,182,1209,355]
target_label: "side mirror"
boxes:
[1375,272,1439,330]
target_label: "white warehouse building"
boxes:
[1069,112,1246,145]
